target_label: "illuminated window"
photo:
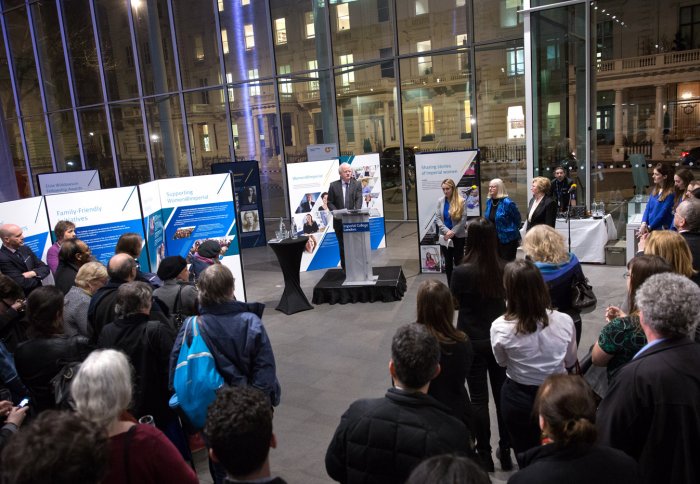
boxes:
[463,100,472,134]
[194,36,204,60]
[244,24,255,50]
[232,123,239,150]
[226,73,234,101]
[506,47,524,76]
[415,0,428,15]
[249,69,260,95]
[456,0,465,6]
[417,40,432,74]
[201,124,211,151]
[339,54,354,86]
[305,11,315,38]
[336,3,350,31]
[241,0,249,5]
[307,60,319,91]
[218,0,223,11]
[423,105,434,135]
[279,65,293,94]
[275,18,287,45]
[221,29,229,54]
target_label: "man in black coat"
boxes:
[325,324,471,484]
[0,224,50,296]
[675,198,700,276]
[54,238,92,295]
[597,273,700,484]
[326,163,362,270]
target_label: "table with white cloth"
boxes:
[520,214,617,263]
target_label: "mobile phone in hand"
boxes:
[18,398,29,408]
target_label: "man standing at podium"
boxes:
[328,163,362,270]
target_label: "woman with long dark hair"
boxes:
[639,163,675,234]
[490,260,577,463]
[416,279,474,438]
[509,375,640,484]
[435,178,467,284]
[450,217,510,472]
[593,255,672,382]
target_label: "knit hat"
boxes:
[197,240,221,258]
[157,255,187,280]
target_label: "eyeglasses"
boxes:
[623,271,630,278]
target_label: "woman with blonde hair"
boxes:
[644,230,699,284]
[485,178,522,261]
[435,178,467,284]
[63,261,108,338]
[72,349,197,483]
[526,177,557,231]
[523,225,587,344]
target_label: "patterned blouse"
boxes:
[597,315,647,381]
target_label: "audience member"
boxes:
[674,167,694,206]
[597,273,700,484]
[72,349,198,484]
[153,255,198,319]
[205,386,286,484]
[189,239,221,282]
[98,282,185,452]
[686,180,700,199]
[87,253,137,340]
[325,323,471,484]
[0,340,28,402]
[674,198,700,273]
[0,224,50,296]
[406,455,491,484]
[450,218,510,472]
[508,375,640,484]
[14,286,92,414]
[46,220,76,275]
[485,178,521,261]
[0,275,27,353]
[592,255,672,382]
[115,232,161,287]
[416,280,474,444]
[526,177,556,231]
[523,225,587,345]
[490,259,577,463]
[0,410,108,484]
[643,229,699,284]
[54,238,91,295]
[63,261,108,338]
[639,163,675,234]
[435,178,467,285]
[0,398,28,452]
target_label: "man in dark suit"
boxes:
[327,163,362,270]
[597,273,700,484]
[296,193,315,213]
[0,223,50,296]
[551,166,576,213]
[675,198,700,276]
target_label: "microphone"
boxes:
[568,183,577,193]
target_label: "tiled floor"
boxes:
[195,221,626,483]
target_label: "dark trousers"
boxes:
[500,378,541,464]
[333,220,346,270]
[497,239,519,262]
[466,340,510,455]
[441,236,465,285]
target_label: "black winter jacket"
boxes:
[325,388,470,484]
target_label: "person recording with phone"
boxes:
[0,397,28,452]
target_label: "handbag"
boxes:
[51,361,81,410]
[571,272,597,313]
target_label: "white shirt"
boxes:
[490,310,577,386]
[528,196,543,223]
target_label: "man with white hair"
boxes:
[674,198,700,272]
[326,163,362,270]
[597,273,700,484]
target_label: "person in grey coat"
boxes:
[63,262,108,338]
[153,256,198,319]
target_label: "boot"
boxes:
[497,447,513,471]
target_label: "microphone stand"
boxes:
[566,189,574,254]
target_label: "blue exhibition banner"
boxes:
[211,161,266,249]
[45,186,146,267]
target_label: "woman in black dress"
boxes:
[303,213,319,234]
[415,279,474,445]
[450,217,511,472]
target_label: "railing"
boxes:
[478,144,526,162]
[624,141,654,159]
[597,47,700,75]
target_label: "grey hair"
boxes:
[115,281,152,317]
[72,349,133,427]
[677,198,700,232]
[489,178,508,198]
[198,264,235,307]
[338,162,352,174]
[636,273,700,338]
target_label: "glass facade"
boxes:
[1,0,699,227]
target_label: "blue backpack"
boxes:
[169,316,224,430]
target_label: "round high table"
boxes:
[269,236,313,314]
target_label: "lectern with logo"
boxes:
[333,209,378,286]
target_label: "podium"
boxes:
[333,209,378,286]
